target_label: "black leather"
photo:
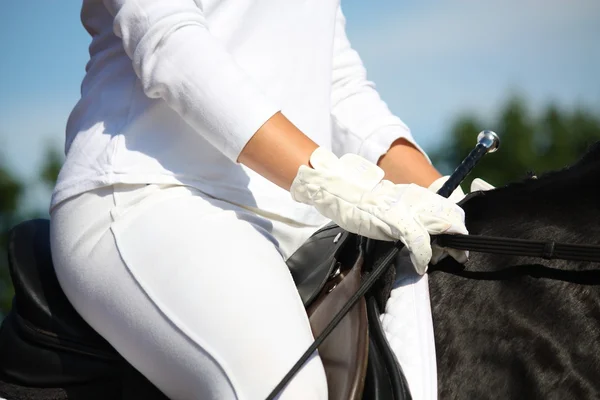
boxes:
[288,224,412,399]
[0,219,120,386]
[8,219,115,355]
[287,222,351,307]
[364,296,411,400]
[0,218,410,399]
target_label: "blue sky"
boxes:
[1,1,599,211]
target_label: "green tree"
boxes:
[0,163,24,316]
[0,142,62,317]
[40,144,63,189]
[431,95,600,190]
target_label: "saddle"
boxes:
[0,219,410,400]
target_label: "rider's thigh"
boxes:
[50,184,327,400]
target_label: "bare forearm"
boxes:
[237,112,319,191]
[238,115,439,192]
[377,138,441,187]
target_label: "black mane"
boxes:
[491,140,600,202]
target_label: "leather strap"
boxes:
[436,234,600,263]
[266,237,402,400]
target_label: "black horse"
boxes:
[0,141,599,399]
[430,141,600,399]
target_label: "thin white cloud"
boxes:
[343,0,600,150]
[353,0,600,60]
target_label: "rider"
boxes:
[49,1,480,399]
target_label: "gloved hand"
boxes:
[427,175,496,202]
[290,147,468,274]
[427,175,466,203]
[426,175,495,264]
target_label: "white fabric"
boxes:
[48,1,449,398]
[291,148,468,274]
[426,175,496,264]
[427,175,466,204]
[426,175,468,265]
[50,0,427,226]
[382,251,438,400]
[471,178,496,192]
[50,183,438,400]
[379,176,495,400]
[427,176,495,199]
[50,183,329,400]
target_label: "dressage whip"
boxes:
[265,131,500,400]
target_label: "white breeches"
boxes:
[49,183,437,400]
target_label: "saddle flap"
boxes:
[307,250,369,400]
[287,223,351,307]
[6,218,115,355]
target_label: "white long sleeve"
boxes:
[330,7,429,164]
[103,0,280,161]
[52,0,427,226]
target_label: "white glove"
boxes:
[426,175,495,265]
[427,175,466,203]
[290,147,468,274]
[470,178,495,192]
[428,176,496,202]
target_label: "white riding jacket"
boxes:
[51,0,426,225]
